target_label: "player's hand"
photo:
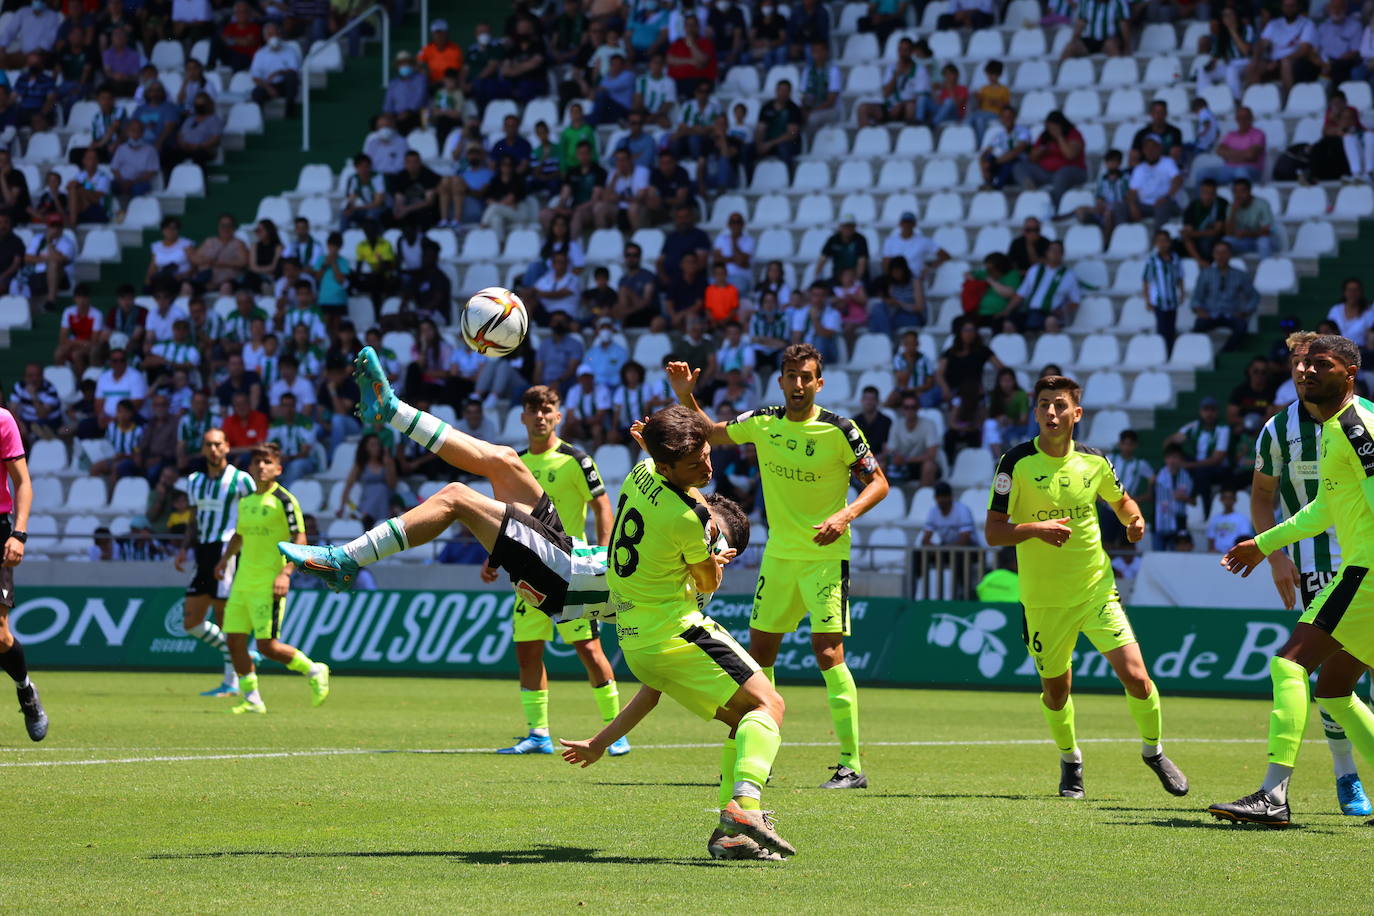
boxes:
[1267,549,1300,610]
[174,548,187,572]
[558,737,604,767]
[273,572,290,598]
[3,536,23,567]
[479,559,499,583]
[664,361,699,400]
[1221,538,1266,577]
[813,510,852,545]
[629,417,648,452]
[213,559,228,580]
[713,547,737,568]
[1029,519,1072,547]
[1125,515,1145,544]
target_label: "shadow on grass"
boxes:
[147,844,732,867]
[593,781,717,788]
[1105,817,1330,833]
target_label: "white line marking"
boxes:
[0,736,1303,768]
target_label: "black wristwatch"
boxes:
[9,531,26,544]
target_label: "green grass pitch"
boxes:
[4,671,1370,913]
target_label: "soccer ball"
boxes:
[461,287,528,358]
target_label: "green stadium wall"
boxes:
[13,588,1298,698]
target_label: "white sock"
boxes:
[389,401,448,454]
[732,780,762,800]
[1141,741,1161,758]
[222,663,239,686]
[1262,763,1294,804]
[342,518,409,565]
[307,662,326,679]
[17,675,29,689]
[531,726,550,737]
[1060,748,1083,763]
[1329,738,1358,778]
[245,687,262,704]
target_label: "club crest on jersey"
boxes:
[805,440,815,456]
[1255,454,1263,471]
[993,472,1012,495]
[515,580,547,608]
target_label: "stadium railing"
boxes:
[300,5,393,152]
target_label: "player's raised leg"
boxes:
[283,479,509,589]
[355,345,541,506]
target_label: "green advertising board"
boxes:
[11,588,1297,697]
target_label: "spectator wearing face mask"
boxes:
[250,22,301,107]
[363,114,409,177]
[383,50,429,136]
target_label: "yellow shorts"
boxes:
[511,597,597,644]
[749,554,851,636]
[223,583,286,640]
[1302,564,1374,666]
[1021,589,1135,679]
[623,617,760,721]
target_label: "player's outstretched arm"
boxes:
[665,360,735,446]
[560,685,662,767]
[354,346,542,507]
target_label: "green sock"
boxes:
[1041,694,1079,761]
[761,666,775,686]
[821,663,862,774]
[592,681,620,724]
[520,688,549,736]
[718,737,738,809]
[1320,693,1374,766]
[733,709,781,809]
[1268,656,1309,768]
[1126,685,1163,755]
[240,672,260,703]
[286,651,313,675]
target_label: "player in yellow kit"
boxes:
[667,343,889,790]
[213,442,330,714]
[1215,335,1374,826]
[985,375,1187,799]
[492,385,625,756]
[559,406,795,860]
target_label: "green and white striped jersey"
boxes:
[1252,399,1373,574]
[187,464,255,545]
[555,540,611,623]
[269,416,316,458]
[178,410,216,453]
[150,339,200,368]
[634,72,676,114]
[1143,252,1183,311]
[1077,0,1130,40]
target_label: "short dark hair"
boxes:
[522,385,561,410]
[781,342,823,377]
[862,385,879,398]
[1308,334,1362,370]
[1200,177,1217,189]
[985,60,1003,76]
[934,481,952,497]
[1033,374,1082,405]
[1163,442,1185,458]
[705,492,750,552]
[641,405,712,467]
[1233,177,1253,191]
[1104,148,1122,161]
[250,441,282,464]
[1119,429,1139,443]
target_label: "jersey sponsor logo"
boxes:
[514,579,548,608]
[1360,443,1374,457]
[763,460,822,483]
[993,472,1013,495]
[1032,505,1094,521]
[786,439,798,450]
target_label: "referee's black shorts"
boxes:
[489,495,573,617]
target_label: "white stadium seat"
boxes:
[1121,333,1168,369]
[1082,371,1125,409]
[1076,334,1122,371]
[1127,370,1174,408]
[947,447,994,490]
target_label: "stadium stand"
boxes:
[4,0,1374,589]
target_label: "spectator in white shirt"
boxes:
[889,393,940,486]
[94,349,148,423]
[455,397,500,442]
[563,363,613,447]
[922,481,975,545]
[268,355,317,414]
[142,286,189,350]
[0,0,60,67]
[881,211,947,280]
[363,114,409,177]
[1205,488,1254,552]
[1007,240,1082,331]
[1114,138,1182,232]
[24,214,75,311]
[979,106,1034,190]
[532,250,581,320]
[591,147,651,231]
[171,0,215,43]
[1244,0,1319,93]
[711,212,756,295]
[250,23,302,106]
